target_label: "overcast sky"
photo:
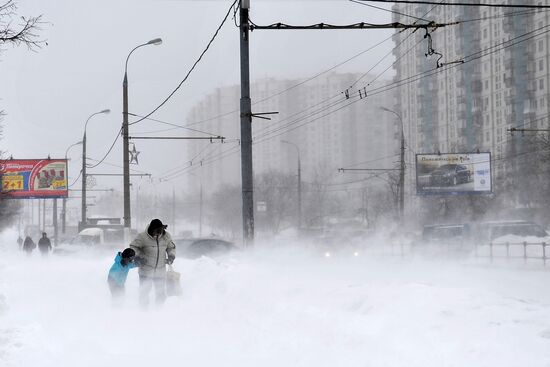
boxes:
[0,0,395,195]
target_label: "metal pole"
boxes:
[62,198,66,233]
[298,154,302,231]
[380,107,405,224]
[123,71,131,229]
[42,199,46,233]
[199,182,203,237]
[399,119,405,223]
[121,38,162,229]
[172,187,176,234]
[81,132,87,229]
[240,0,254,245]
[53,199,58,246]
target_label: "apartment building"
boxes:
[391,1,550,208]
[184,73,397,194]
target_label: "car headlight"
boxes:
[353,252,359,257]
[324,252,331,258]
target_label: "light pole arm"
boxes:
[124,43,149,79]
[84,111,104,134]
[65,141,83,159]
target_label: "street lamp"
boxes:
[81,109,110,230]
[281,140,302,231]
[380,106,405,223]
[63,140,83,234]
[123,37,163,229]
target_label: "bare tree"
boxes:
[254,171,296,234]
[0,2,44,230]
[0,1,44,51]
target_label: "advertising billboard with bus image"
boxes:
[0,159,68,198]
[416,153,491,195]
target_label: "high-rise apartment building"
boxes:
[184,73,397,194]
[392,2,549,209]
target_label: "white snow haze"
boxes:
[1,228,550,367]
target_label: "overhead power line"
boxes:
[249,20,458,31]
[129,0,239,127]
[86,127,122,169]
[349,0,430,22]
[356,0,550,9]
[189,24,550,173]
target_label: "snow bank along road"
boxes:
[1,241,550,367]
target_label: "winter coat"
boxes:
[23,237,36,252]
[130,227,176,278]
[108,252,137,286]
[38,237,52,252]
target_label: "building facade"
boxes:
[392,1,550,210]
[184,73,397,195]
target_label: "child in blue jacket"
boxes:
[107,248,138,299]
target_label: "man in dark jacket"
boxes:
[130,219,176,307]
[38,232,52,256]
[23,236,36,255]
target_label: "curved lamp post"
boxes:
[281,140,302,230]
[122,37,162,229]
[62,140,83,234]
[380,106,405,223]
[81,109,110,229]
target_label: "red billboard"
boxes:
[0,159,69,198]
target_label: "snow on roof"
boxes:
[78,228,103,236]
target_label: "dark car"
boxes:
[173,237,236,259]
[422,223,471,244]
[429,164,471,186]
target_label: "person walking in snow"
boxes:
[107,248,139,302]
[23,236,36,255]
[38,232,52,256]
[130,219,176,308]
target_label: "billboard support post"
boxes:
[53,198,58,246]
[42,199,45,233]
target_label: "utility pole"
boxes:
[380,107,405,223]
[281,140,302,230]
[81,131,87,229]
[399,121,405,223]
[42,199,46,233]
[240,0,254,245]
[199,181,203,237]
[122,38,162,230]
[298,156,302,230]
[62,198,66,233]
[81,110,109,231]
[123,71,131,229]
[172,187,176,235]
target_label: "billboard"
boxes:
[0,159,68,198]
[416,153,491,195]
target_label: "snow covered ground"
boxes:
[1,230,550,366]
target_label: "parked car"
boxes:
[172,237,236,259]
[479,220,548,242]
[429,164,470,186]
[422,223,471,242]
[420,223,472,246]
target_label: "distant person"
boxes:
[38,232,52,256]
[107,248,140,302]
[17,236,23,250]
[22,236,36,255]
[130,219,176,308]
